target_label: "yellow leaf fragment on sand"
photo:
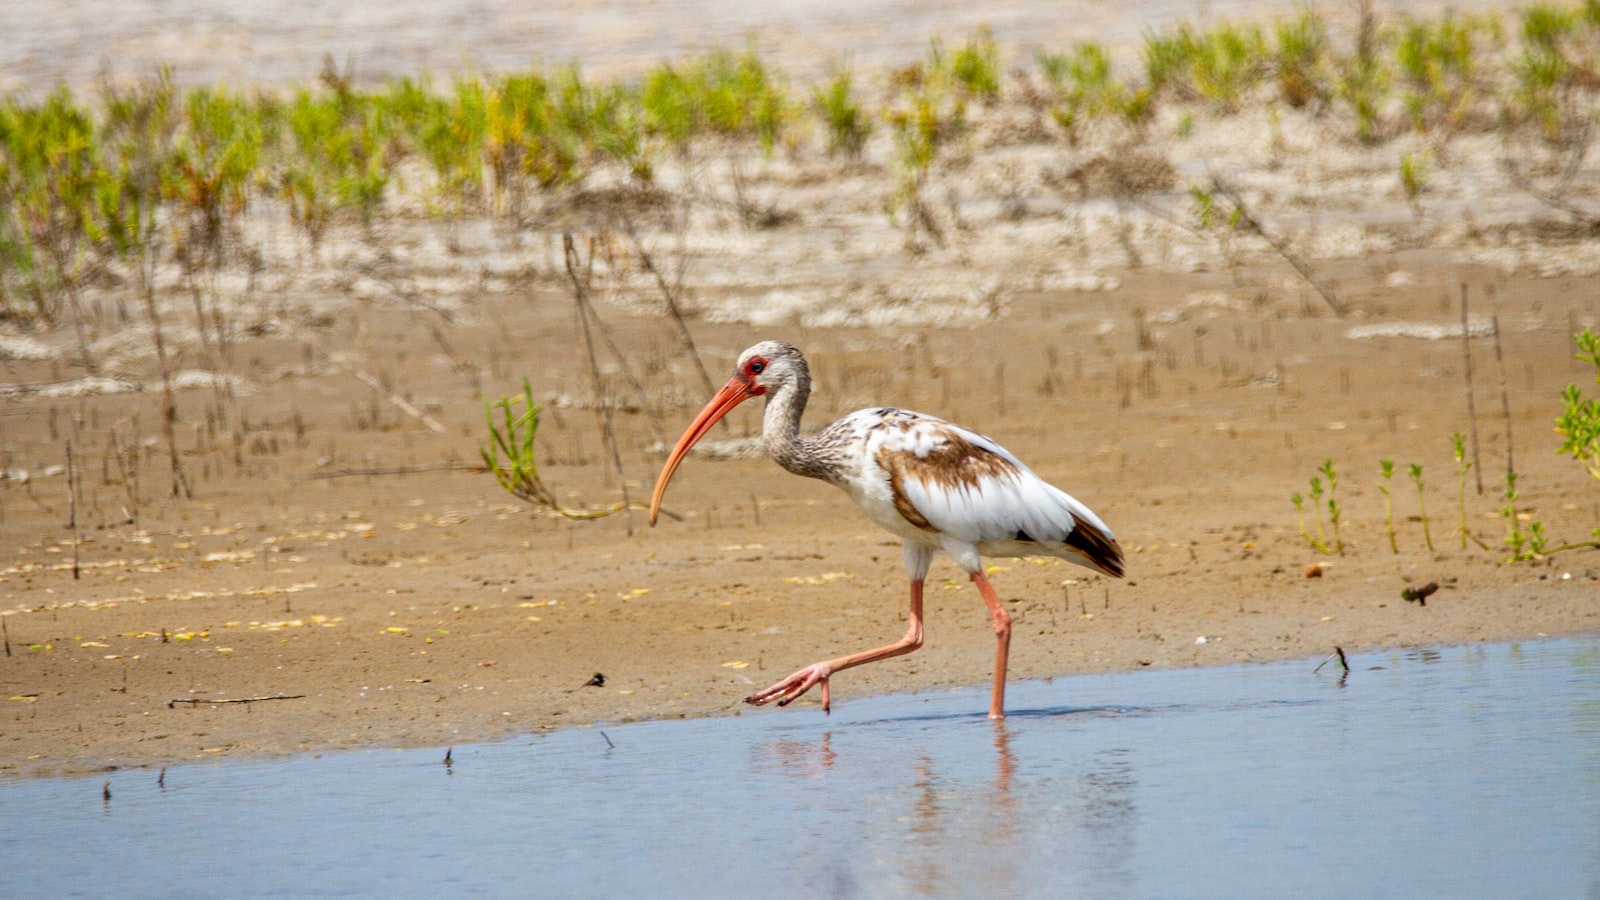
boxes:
[617,689,635,695]
[781,572,852,586]
[9,695,39,702]
[526,616,541,623]
[517,600,557,609]
[385,626,408,633]
[217,647,234,653]
[79,641,110,648]
[720,660,750,669]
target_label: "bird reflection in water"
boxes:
[750,716,1141,895]
[754,732,838,778]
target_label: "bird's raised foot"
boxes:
[745,662,833,713]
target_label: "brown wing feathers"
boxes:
[1063,513,1126,578]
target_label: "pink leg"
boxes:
[970,571,1012,719]
[746,579,926,713]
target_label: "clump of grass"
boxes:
[1333,0,1393,143]
[1145,21,1270,112]
[0,86,110,332]
[814,67,873,158]
[480,378,625,519]
[641,46,794,155]
[1506,2,1600,143]
[938,27,1003,102]
[1395,11,1500,144]
[1272,7,1331,109]
[882,33,1001,247]
[167,86,264,268]
[280,77,391,247]
[1037,42,1154,145]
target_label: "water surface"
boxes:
[3,639,1598,898]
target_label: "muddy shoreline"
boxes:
[5,1,1600,780]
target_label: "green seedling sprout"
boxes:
[1291,460,1340,555]
[1497,469,1557,561]
[480,378,625,520]
[1319,458,1344,554]
[1378,457,1399,553]
[1500,471,1532,560]
[1450,431,1481,549]
[1409,462,1434,551]
[1399,151,1432,219]
[1555,327,1600,481]
[1290,491,1329,554]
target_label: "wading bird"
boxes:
[649,341,1123,719]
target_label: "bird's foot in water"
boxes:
[746,662,833,713]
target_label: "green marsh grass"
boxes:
[814,68,872,159]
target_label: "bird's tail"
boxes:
[1063,513,1126,578]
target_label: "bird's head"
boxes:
[649,341,806,526]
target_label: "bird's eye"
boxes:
[748,359,766,375]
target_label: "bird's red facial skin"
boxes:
[648,376,757,525]
[742,357,770,394]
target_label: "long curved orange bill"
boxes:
[649,377,755,526]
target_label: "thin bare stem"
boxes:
[1210,174,1343,317]
[564,232,633,535]
[1461,284,1484,495]
[1492,312,1514,484]
[620,216,714,399]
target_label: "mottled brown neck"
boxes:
[762,362,840,481]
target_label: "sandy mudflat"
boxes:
[2,1,1598,779]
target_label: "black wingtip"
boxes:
[1065,514,1126,578]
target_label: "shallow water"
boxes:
[4,639,1598,898]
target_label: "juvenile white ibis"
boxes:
[649,341,1124,719]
